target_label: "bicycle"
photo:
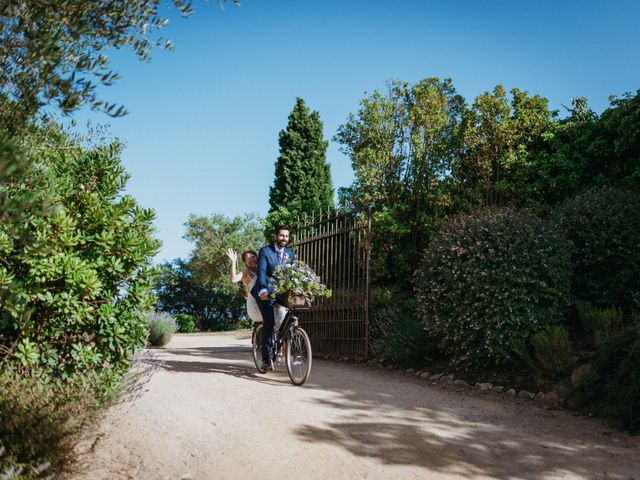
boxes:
[251,302,312,386]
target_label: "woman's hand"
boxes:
[227,248,243,284]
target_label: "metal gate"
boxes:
[292,207,371,360]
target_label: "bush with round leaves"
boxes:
[551,186,640,312]
[414,208,572,367]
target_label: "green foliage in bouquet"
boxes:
[271,260,332,303]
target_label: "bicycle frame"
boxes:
[252,305,313,385]
[272,309,301,355]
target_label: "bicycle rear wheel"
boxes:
[251,323,266,373]
[285,327,312,385]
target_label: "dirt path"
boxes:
[70,332,640,480]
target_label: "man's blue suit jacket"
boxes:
[252,244,296,299]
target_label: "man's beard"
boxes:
[277,239,288,248]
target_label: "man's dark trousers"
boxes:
[256,295,275,364]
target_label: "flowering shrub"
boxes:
[271,260,332,303]
[551,187,640,312]
[414,208,572,367]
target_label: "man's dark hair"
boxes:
[275,225,291,235]
[241,250,257,263]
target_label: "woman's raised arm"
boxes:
[226,248,243,283]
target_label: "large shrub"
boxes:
[0,126,159,476]
[415,208,572,367]
[552,187,640,311]
[0,126,160,379]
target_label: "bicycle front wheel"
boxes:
[285,327,312,385]
[252,323,266,373]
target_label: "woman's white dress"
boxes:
[245,274,285,327]
[245,275,263,324]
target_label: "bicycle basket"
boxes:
[287,295,311,309]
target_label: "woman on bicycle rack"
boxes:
[226,248,262,325]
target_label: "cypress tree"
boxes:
[268,98,333,215]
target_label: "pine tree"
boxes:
[268,98,333,215]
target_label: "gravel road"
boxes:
[70,332,640,480]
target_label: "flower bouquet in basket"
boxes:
[271,260,332,309]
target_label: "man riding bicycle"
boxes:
[252,225,295,371]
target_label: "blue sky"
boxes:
[75,0,640,262]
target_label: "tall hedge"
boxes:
[551,186,640,311]
[414,208,571,366]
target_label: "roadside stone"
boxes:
[542,392,561,408]
[505,388,516,397]
[441,374,455,383]
[491,385,504,393]
[476,382,492,391]
[453,379,469,387]
[571,364,592,387]
[420,372,431,379]
[534,392,545,403]
[430,373,444,381]
[518,390,534,400]
[406,368,415,373]
[556,385,571,399]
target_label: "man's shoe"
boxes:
[261,360,273,372]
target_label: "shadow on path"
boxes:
[157,343,291,386]
[294,363,640,480]
[153,336,640,479]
